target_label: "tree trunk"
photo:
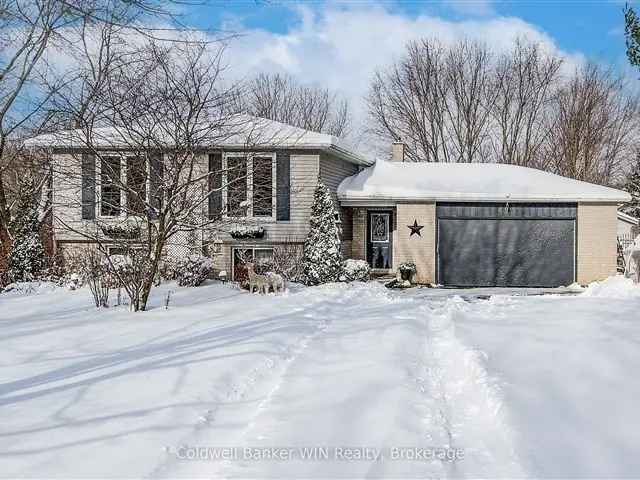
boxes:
[140,236,165,311]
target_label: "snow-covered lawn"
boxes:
[1,278,639,478]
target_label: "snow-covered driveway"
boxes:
[1,279,639,478]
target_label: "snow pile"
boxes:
[2,280,640,477]
[338,160,630,202]
[1,281,59,296]
[581,275,640,299]
[339,259,370,282]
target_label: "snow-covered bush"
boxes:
[340,259,370,282]
[67,249,110,307]
[102,250,154,310]
[66,273,82,290]
[105,255,135,286]
[8,203,45,282]
[157,258,179,282]
[175,255,214,287]
[302,183,343,285]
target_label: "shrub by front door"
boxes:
[367,211,393,269]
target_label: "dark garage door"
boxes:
[437,203,576,287]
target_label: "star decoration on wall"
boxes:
[408,220,424,237]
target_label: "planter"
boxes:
[385,262,417,289]
[100,224,141,240]
[229,226,265,240]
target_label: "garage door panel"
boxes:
[438,218,575,287]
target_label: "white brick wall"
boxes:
[394,203,436,284]
[577,203,618,284]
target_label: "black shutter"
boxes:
[208,152,222,220]
[276,151,290,221]
[81,153,95,220]
[149,153,163,219]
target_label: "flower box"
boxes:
[229,225,265,240]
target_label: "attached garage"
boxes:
[436,203,576,287]
[338,159,631,286]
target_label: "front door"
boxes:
[367,211,392,269]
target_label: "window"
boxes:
[107,246,128,256]
[223,153,276,219]
[252,157,273,217]
[101,156,122,217]
[127,157,147,215]
[99,155,152,218]
[226,156,247,215]
[371,213,390,242]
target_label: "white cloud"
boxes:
[222,2,585,151]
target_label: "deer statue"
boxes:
[245,263,270,294]
[266,272,285,294]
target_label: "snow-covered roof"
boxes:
[338,161,631,204]
[24,114,372,166]
[618,211,639,225]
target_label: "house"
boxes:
[337,143,630,287]
[617,210,639,238]
[26,119,630,287]
[25,116,372,281]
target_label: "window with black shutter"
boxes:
[253,156,273,217]
[126,157,147,215]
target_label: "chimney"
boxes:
[391,141,405,162]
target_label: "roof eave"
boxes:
[617,211,640,225]
[338,194,630,204]
[325,144,373,166]
[24,139,374,166]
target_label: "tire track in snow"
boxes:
[418,296,524,478]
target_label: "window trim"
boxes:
[370,212,390,243]
[222,152,277,221]
[97,153,151,219]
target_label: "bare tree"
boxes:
[0,0,70,264]
[47,38,274,310]
[545,64,640,185]
[367,38,639,184]
[0,0,192,276]
[443,40,494,163]
[367,39,493,163]
[489,40,562,167]
[238,73,351,138]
